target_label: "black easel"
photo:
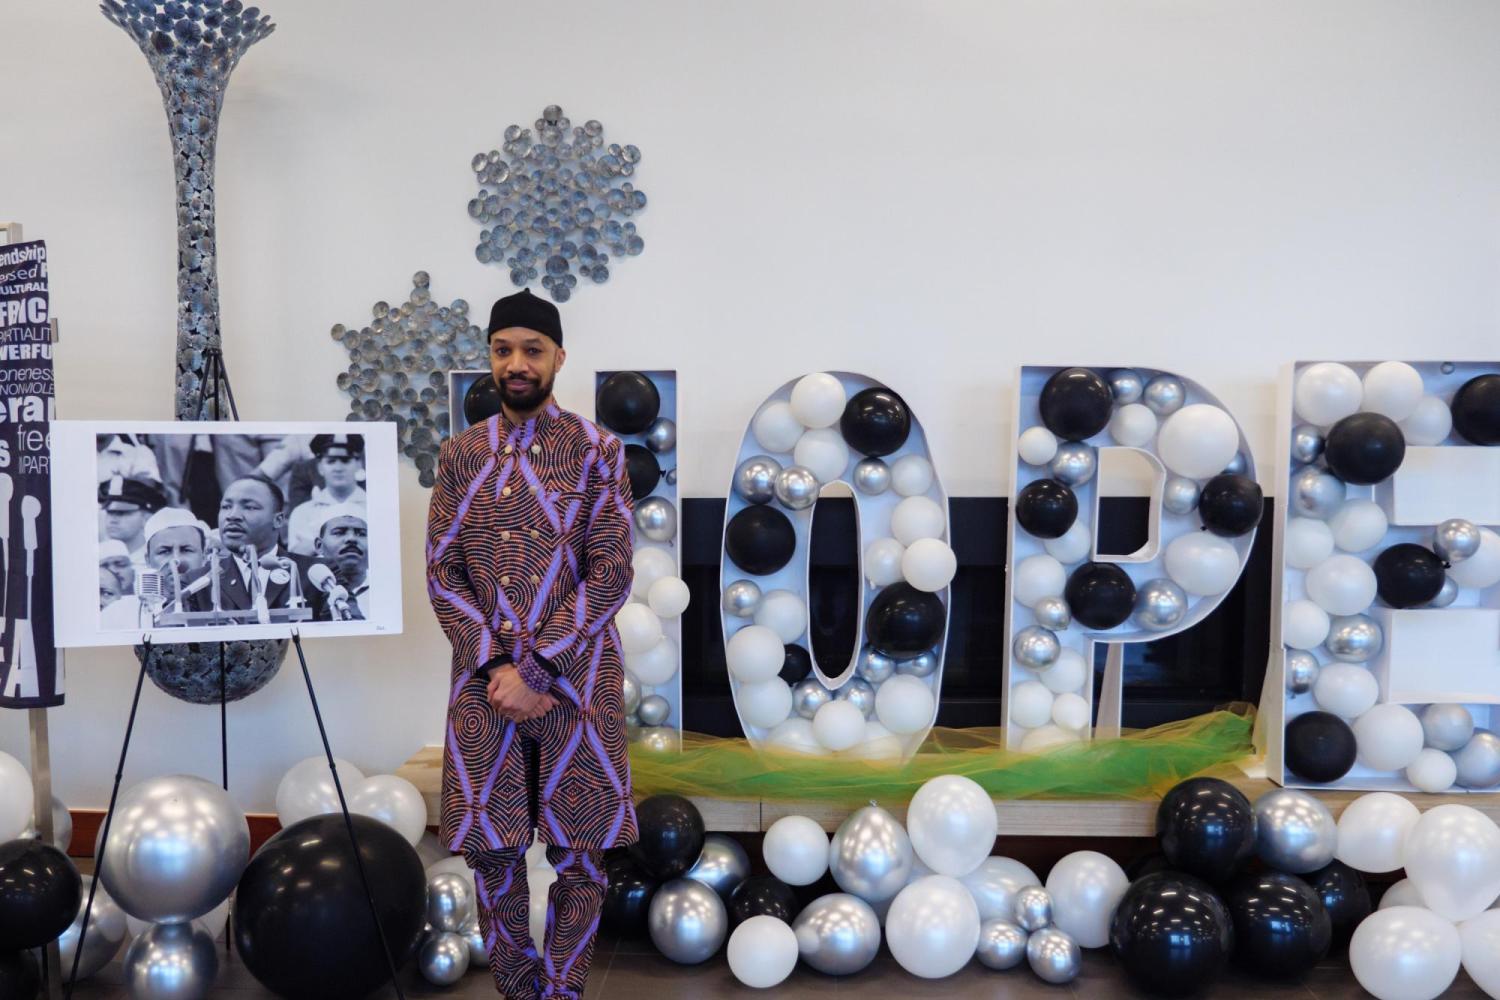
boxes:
[65,350,407,999]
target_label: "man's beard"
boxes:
[498,372,554,411]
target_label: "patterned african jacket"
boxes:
[426,402,638,853]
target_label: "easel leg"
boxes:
[64,644,150,1000]
[218,641,231,955]
[291,633,406,999]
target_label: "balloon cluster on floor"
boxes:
[275,754,429,846]
[721,372,953,757]
[0,758,81,997]
[1278,361,1500,789]
[1008,367,1256,750]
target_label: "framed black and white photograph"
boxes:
[50,421,402,646]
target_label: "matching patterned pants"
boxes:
[467,845,608,1000]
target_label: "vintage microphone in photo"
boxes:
[4,495,42,699]
[133,569,166,627]
[259,552,303,610]
[245,542,270,624]
[307,562,353,621]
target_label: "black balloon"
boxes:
[1453,374,1500,445]
[865,583,946,658]
[1015,478,1078,539]
[0,950,38,1000]
[728,875,799,928]
[1110,872,1235,997]
[0,840,80,950]
[1284,711,1358,784]
[602,856,659,938]
[625,444,662,501]
[1304,861,1371,951]
[1323,412,1406,485]
[234,814,426,1000]
[1374,543,1446,608]
[1198,474,1263,537]
[1039,368,1113,442]
[839,387,911,457]
[597,371,661,435]
[1224,872,1331,979]
[1125,852,1172,882]
[1155,778,1255,884]
[462,373,503,427]
[725,505,797,577]
[628,795,705,881]
[779,644,813,685]
[1065,563,1136,630]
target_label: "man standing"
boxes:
[287,434,367,556]
[310,505,369,621]
[97,475,167,564]
[187,475,308,615]
[101,507,210,629]
[427,289,636,1000]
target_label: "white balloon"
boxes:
[1295,362,1364,426]
[1407,749,1458,794]
[1164,532,1241,596]
[853,721,905,761]
[907,775,996,877]
[275,756,367,828]
[812,700,866,752]
[886,876,981,979]
[864,537,907,587]
[1040,650,1087,694]
[1400,395,1453,446]
[0,752,33,843]
[1051,693,1090,732]
[1449,528,1500,590]
[794,428,849,483]
[1045,851,1129,949]
[763,815,829,885]
[903,538,957,592]
[739,679,794,730]
[875,675,935,735]
[1009,680,1055,729]
[1108,404,1158,448]
[754,589,807,643]
[616,604,664,656]
[1157,405,1240,479]
[789,373,847,429]
[1379,878,1425,911]
[753,401,803,453]
[960,856,1041,922]
[647,576,691,618]
[1305,554,1378,616]
[348,775,427,846]
[627,635,678,686]
[1336,792,1420,874]
[728,915,799,989]
[529,860,557,948]
[726,625,785,683]
[891,496,946,546]
[1329,500,1389,553]
[1043,521,1092,565]
[766,718,828,756]
[1362,362,1425,422]
[1020,725,1080,752]
[1459,909,1500,999]
[1350,907,1459,1000]
[1404,804,1500,921]
[1314,664,1380,718]
[891,455,935,497]
[631,547,678,602]
[1354,704,1425,772]
[1285,517,1336,570]
[1013,554,1067,608]
[1282,600,1331,649]
[1018,426,1059,466]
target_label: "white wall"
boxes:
[3,0,1499,812]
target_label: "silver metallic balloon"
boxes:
[685,833,750,903]
[639,727,680,753]
[856,647,896,684]
[1291,425,1326,466]
[1285,650,1320,695]
[1107,369,1144,405]
[773,465,820,511]
[463,918,487,967]
[1048,443,1096,487]
[853,458,892,496]
[1223,451,1250,476]
[647,877,727,964]
[98,775,250,924]
[122,922,218,1000]
[1453,730,1500,789]
[792,893,881,975]
[645,417,677,454]
[1013,885,1052,932]
[1162,476,1200,515]
[828,805,913,907]
[419,930,470,986]
[835,678,877,718]
[976,918,1028,970]
[1421,703,1475,752]
[1252,788,1337,874]
[1324,615,1383,663]
[1133,578,1187,631]
[1143,375,1185,416]
[793,678,834,719]
[1429,575,1459,608]
[733,455,782,505]
[634,496,678,543]
[1032,596,1071,632]
[722,579,762,619]
[58,876,127,983]
[1013,626,1060,670]
[1434,518,1481,565]
[638,693,671,727]
[666,468,678,486]
[1292,466,1346,519]
[894,650,938,678]
[1026,927,1082,984]
[426,871,475,932]
[622,671,642,716]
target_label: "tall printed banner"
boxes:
[0,240,59,707]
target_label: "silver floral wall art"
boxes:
[470,104,647,302]
[331,272,486,488]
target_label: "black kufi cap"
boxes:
[488,288,562,345]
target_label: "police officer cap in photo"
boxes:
[98,475,168,512]
[488,288,563,345]
[309,434,365,460]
